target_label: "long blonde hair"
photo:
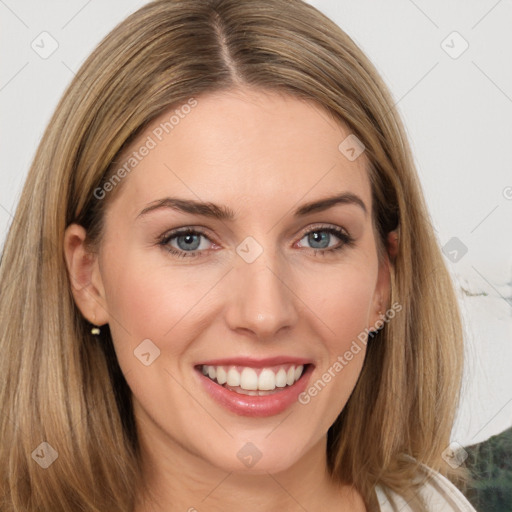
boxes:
[0,1,466,510]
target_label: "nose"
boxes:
[224,250,299,340]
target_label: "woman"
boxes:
[0,1,477,511]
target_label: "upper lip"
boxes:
[196,356,313,368]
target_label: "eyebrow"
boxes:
[137,192,367,221]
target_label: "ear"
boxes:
[368,230,398,330]
[63,223,110,326]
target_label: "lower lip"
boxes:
[195,365,314,417]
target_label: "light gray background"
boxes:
[1,0,511,447]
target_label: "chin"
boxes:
[195,433,309,475]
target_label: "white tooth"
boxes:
[258,368,276,390]
[226,367,241,386]
[258,389,277,396]
[275,368,287,388]
[286,367,295,386]
[206,364,304,390]
[240,367,258,390]
[216,366,227,385]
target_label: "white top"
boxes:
[375,465,477,511]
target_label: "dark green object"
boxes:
[462,426,512,512]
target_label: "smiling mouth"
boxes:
[195,363,311,396]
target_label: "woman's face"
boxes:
[68,87,390,475]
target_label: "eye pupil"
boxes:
[177,233,201,251]
[308,231,330,249]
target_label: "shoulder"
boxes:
[375,464,477,512]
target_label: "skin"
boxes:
[64,86,395,512]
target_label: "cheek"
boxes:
[99,255,218,424]
[307,262,377,348]
[100,249,225,362]
[291,263,378,435]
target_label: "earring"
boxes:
[91,325,101,335]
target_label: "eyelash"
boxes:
[157,225,354,259]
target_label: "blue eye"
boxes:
[297,226,354,255]
[159,229,212,258]
[301,230,337,250]
[173,232,203,251]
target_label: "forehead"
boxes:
[110,87,371,217]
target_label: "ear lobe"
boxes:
[386,229,399,262]
[63,223,109,326]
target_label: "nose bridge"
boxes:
[225,242,299,338]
